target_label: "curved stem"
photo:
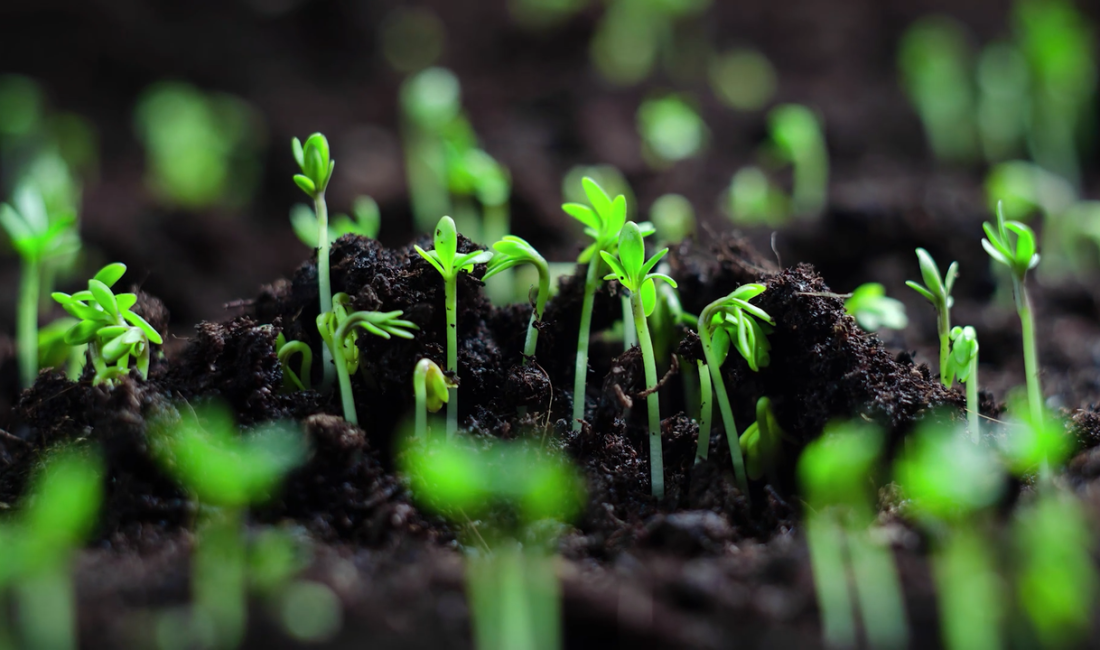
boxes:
[699,305,750,499]
[278,341,313,392]
[571,260,601,432]
[315,192,335,391]
[521,265,550,361]
[446,276,459,439]
[695,359,712,464]
[17,257,39,388]
[631,292,663,499]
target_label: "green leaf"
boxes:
[414,245,447,277]
[562,203,600,230]
[905,280,936,303]
[607,195,627,236]
[100,331,136,363]
[915,248,944,296]
[291,137,305,169]
[641,278,657,317]
[600,251,629,287]
[293,175,316,197]
[123,310,163,345]
[64,319,101,345]
[454,249,493,270]
[433,216,458,271]
[88,279,119,320]
[93,263,127,287]
[0,203,32,246]
[289,204,318,247]
[639,247,668,277]
[616,222,645,283]
[582,177,613,223]
[115,293,137,312]
[13,182,47,235]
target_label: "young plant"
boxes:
[401,67,461,232]
[402,436,585,650]
[413,358,454,440]
[725,166,789,226]
[483,235,549,362]
[317,292,418,426]
[844,283,909,332]
[275,332,312,393]
[648,193,695,245]
[801,422,909,650]
[697,284,775,495]
[905,248,959,386]
[982,201,1043,428]
[415,216,492,437]
[709,48,777,112]
[738,396,790,483]
[768,104,828,218]
[600,221,678,498]
[291,135,334,383]
[0,181,79,387]
[152,404,307,650]
[51,263,163,385]
[636,94,708,167]
[946,326,980,441]
[589,0,711,85]
[290,195,380,247]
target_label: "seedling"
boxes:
[317,292,418,426]
[401,67,461,232]
[999,394,1070,481]
[483,236,549,361]
[637,94,708,166]
[709,48,777,112]
[448,147,513,302]
[1,181,80,387]
[37,316,84,380]
[946,326,980,441]
[291,133,337,389]
[402,436,585,650]
[976,42,1029,162]
[413,358,454,440]
[151,403,307,649]
[982,201,1043,429]
[697,284,775,495]
[905,248,958,386]
[844,283,908,332]
[415,216,492,437]
[768,104,828,217]
[590,0,710,85]
[275,332,312,393]
[290,195,380,247]
[725,166,788,226]
[738,397,790,483]
[601,221,678,498]
[51,263,163,385]
[800,421,908,650]
[648,193,695,244]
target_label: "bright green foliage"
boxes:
[290,195,380,247]
[898,16,979,163]
[768,104,828,217]
[52,263,163,385]
[562,165,634,218]
[563,177,629,264]
[984,160,1074,221]
[318,292,418,426]
[291,133,335,200]
[484,235,549,360]
[1014,492,1097,648]
[999,395,1070,478]
[845,283,909,332]
[134,82,263,209]
[800,421,883,516]
[947,326,981,441]
[738,397,788,481]
[275,332,312,393]
[637,94,708,165]
[709,48,777,111]
[413,358,454,440]
[726,166,788,226]
[895,423,1004,521]
[906,248,958,386]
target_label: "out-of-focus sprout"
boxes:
[844,283,908,333]
[401,67,462,233]
[0,75,44,138]
[380,6,446,73]
[563,164,635,220]
[649,193,695,244]
[637,94,708,166]
[999,395,1071,481]
[898,16,980,163]
[134,82,264,210]
[709,49,777,111]
[768,104,828,218]
[977,42,1030,162]
[946,326,981,441]
[290,195,380,247]
[509,0,587,28]
[590,0,711,85]
[725,166,788,226]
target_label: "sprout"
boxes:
[600,221,678,498]
[946,326,980,441]
[290,195,380,247]
[483,236,549,362]
[738,396,790,482]
[709,48,777,112]
[0,181,80,387]
[844,283,909,332]
[589,0,710,85]
[415,216,492,437]
[905,248,958,386]
[649,193,695,244]
[51,263,163,385]
[637,94,708,166]
[275,332,313,393]
[697,284,775,495]
[413,358,454,440]
[725,166,788,226]
[401,67,461,232]
[999,394,1070,480]
[318,293,418,426]
[768,104,828,218]
[976,42,1029,162]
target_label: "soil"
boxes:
[3,0,1100,648]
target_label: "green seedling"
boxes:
[976,42,1030,162]
[562,177,628,432]
[999,394,1070,481]
[725,166,788,226]
[649,194,695,244]
[562,165,634,217]
[134,82,262,209]
[844,283,908,332]
[738,397,790,483]
[152,403,307,650]
[413,358,454,440]
[982,201,1043,429]
[484,236,549,361]
[416,216,492,437]
[36,317,84,380]
[318,292,418,427]
[1014,491,1097,648]
[447,146,513,302]
[905,248,958,386]
[601,221,678,498]
[801,421,908,650]
[898,16,979,163]
[590,0,710,85]
[291,133,337,389]
[51,263,163,385]
[290,195,380,247]
[275,332,312,393]
[709,48,777,112]
[895,423,1005,650]
[401,67,461,232]
[637,94,708,166]
[768,104,828,218]
[697,284,775,495]
[946,326,980,441]
[1,181,79,387]
[402,436,585,650]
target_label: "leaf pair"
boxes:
[946,326,978,384]
[905,247,958,311]
[317,292,418,375]
[562,177,629,263]
[414,358,454,413]
[291,133,335,198]
[0,182,78,261]
[844,283,908,332]
[983,201,1040,281]
[704,284,775,372]
[483,235,545,281]
[600,221,677,317]
[414,215,493,280]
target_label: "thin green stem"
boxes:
[621,294,636,351]
[571,260,601,432]
[194,509,247,649]
[17,256,39,388]
[966,361,980,443]
[806,511,856,649]
[699,312,750,498]
[937,305,951,386]
[414,367,428,440]
[446,276,459,439]
[521,268,550,361]
[847,524,909,649]
[315,192,335,390]
[695,359,712,465]
[332,339,358,426]
[1016,280,1047,480]
[631,291,664,499]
